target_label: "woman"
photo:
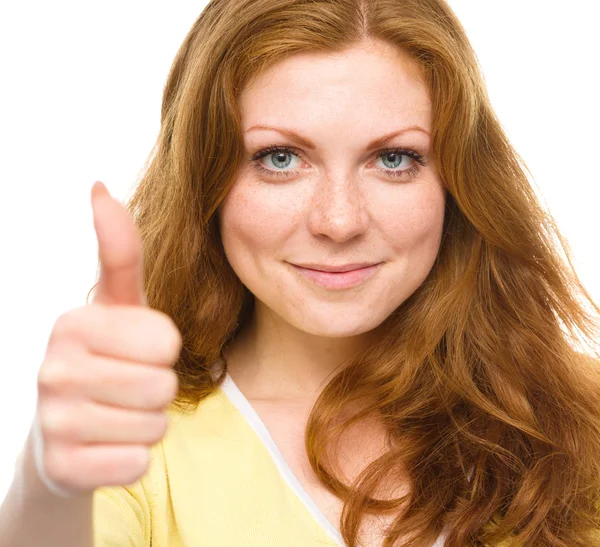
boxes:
[11,0,600,546]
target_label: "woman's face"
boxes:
[218,40,446,338]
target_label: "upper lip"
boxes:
[291,262,379,273]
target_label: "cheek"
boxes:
[219,182,293,263]
[383,185,446,252]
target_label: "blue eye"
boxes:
[249,145,426,180]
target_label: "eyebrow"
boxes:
[245,124,430,151]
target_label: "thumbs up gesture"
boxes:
[30,181,182,498]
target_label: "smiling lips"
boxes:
[290,262,378,273]
[290,262,382,289]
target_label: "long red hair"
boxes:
[88,1,600,545]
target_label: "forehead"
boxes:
[240,43,431,132]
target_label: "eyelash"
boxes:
[249,145,427,180]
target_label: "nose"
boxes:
[306,175,370,242]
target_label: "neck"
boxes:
[223,304,382,403]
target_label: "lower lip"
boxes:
[290,263,381,290]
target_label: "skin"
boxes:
[218,38,447,404]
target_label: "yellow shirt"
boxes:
[93,371,596,546]
[94,371,389,546]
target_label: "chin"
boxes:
[286,311,386,338]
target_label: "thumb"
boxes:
[90,181,148,307]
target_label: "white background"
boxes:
[0,1,598,502]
